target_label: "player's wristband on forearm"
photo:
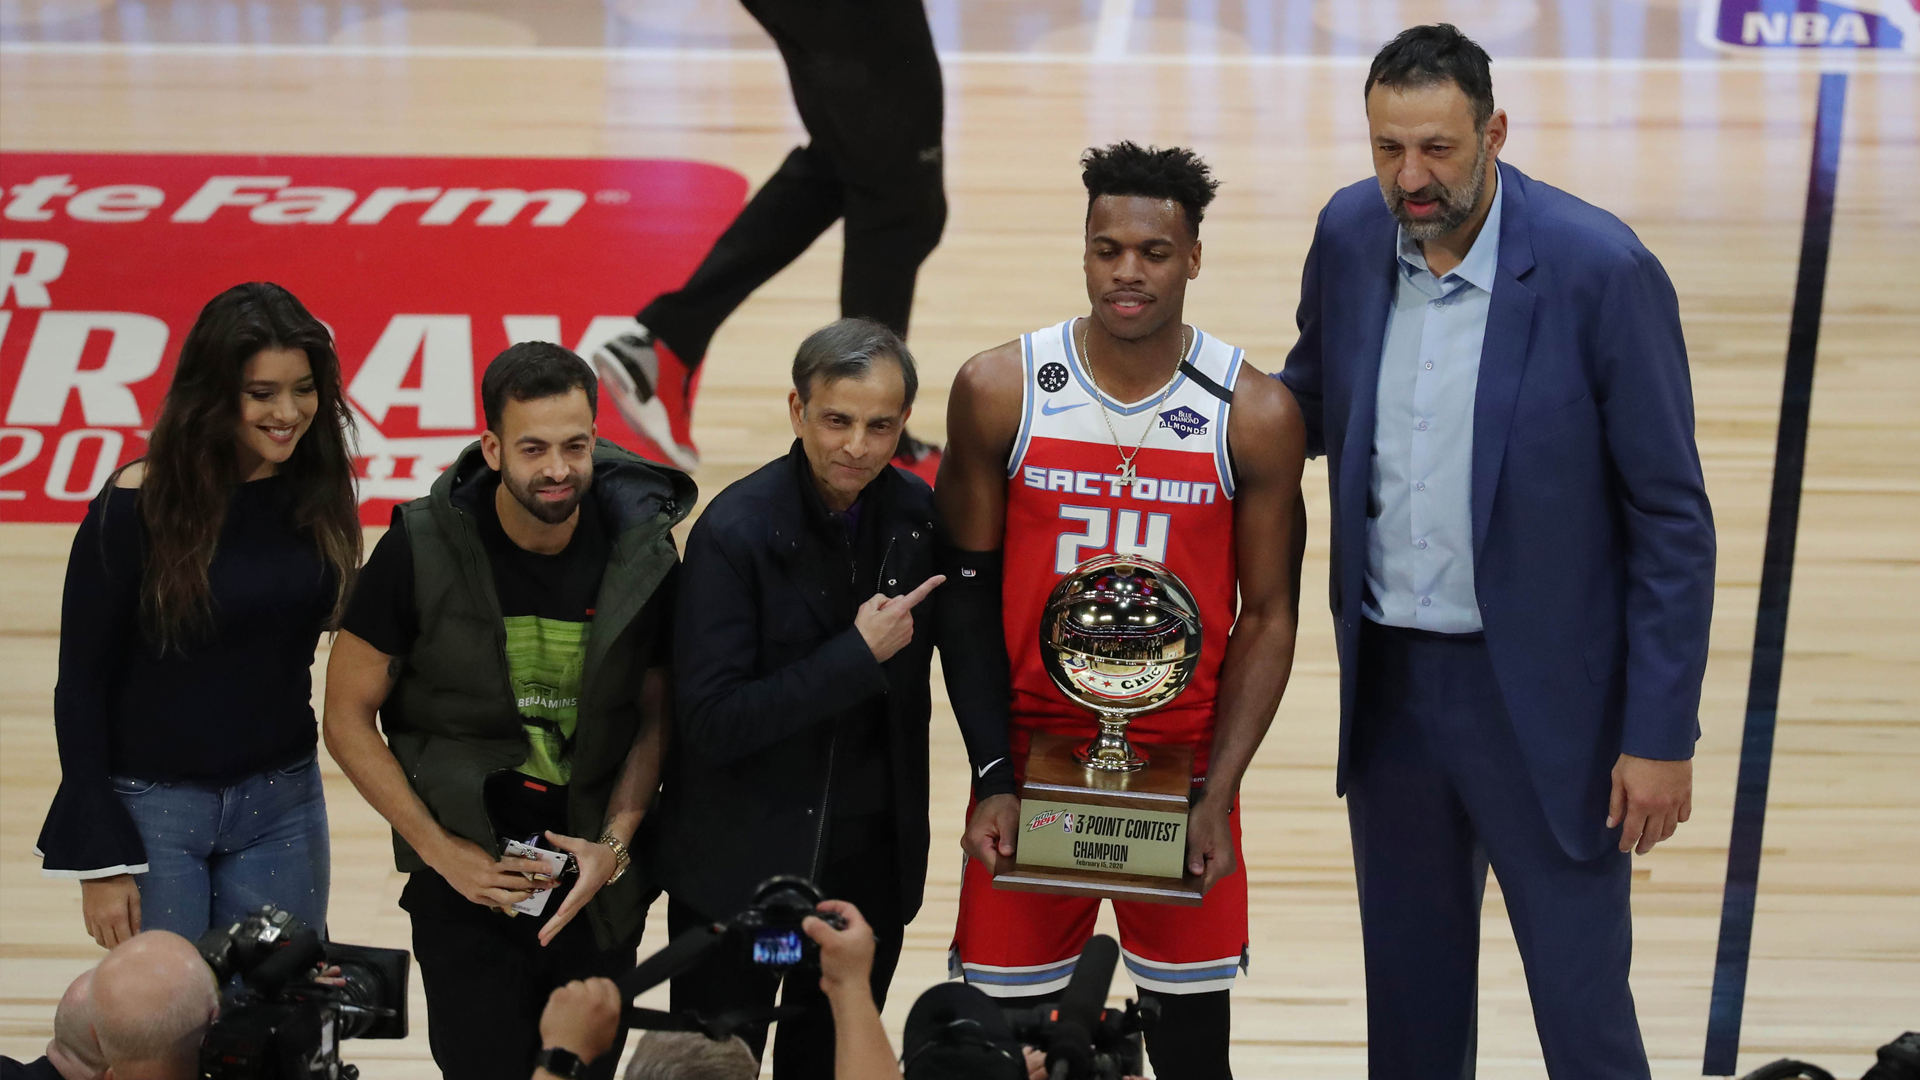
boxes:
[972,759,1018,801]
[936,544,1017,800]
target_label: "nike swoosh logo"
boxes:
[977,757,1006,778]
[1040,400,1087,415]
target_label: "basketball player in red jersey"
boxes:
[932,143,1305,1077]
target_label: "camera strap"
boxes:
[622,1005,807,1041]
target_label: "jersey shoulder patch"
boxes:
[1037,361,1069,393]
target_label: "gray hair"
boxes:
[623,1031,759,1080]
[791,317,918,410]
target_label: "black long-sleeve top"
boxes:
[36,475,336,877]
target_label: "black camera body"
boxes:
[1003,999,1152,1080]
[730,875,846,972]
[196,906,410,1080]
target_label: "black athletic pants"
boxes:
[666,819,906,1079]
[404,871,641,1080]
[639,0,946,366]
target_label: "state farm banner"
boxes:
[0,152,748,523]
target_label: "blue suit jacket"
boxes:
[1280,161,1716,860]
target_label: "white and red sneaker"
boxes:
[593,326,700,471]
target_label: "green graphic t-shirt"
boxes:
[475,481,610,787]
[504,614,590,784]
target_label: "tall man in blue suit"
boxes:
[1278,24,1716,1077]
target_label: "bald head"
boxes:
[47,968,105,1080]
[92,932,218,1080]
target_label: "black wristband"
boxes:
[535,1048,589,1080]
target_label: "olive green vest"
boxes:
[381,438,694,947]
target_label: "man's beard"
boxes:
[1384,142,1488,241]
[504,468,588,524]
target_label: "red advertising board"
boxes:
[0,152,748,523]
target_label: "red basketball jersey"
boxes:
[1002,318,1245,777]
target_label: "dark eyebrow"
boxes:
[1089,232,1176,249]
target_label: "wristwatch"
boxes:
[598,832,632,884]
[534,1047,589,1080]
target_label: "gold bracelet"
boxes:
[598,833,632,884]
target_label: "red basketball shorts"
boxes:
[948,787,1249,998]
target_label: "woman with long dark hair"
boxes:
[36,282,361,946]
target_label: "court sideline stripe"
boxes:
[1701,70,1848,1078]
[0,40,1914,74]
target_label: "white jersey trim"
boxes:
[1214,346,1245,499]
[1006,331,1039,478]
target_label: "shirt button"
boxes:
[1421,596,1432,607]
[1417,539,1428,549]
[1417,420,1428,431]
[1416,481,1427,491]
[1424,362,1434,370]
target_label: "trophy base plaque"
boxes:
[992,733,1205,907]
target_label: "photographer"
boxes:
[0,932,220,1080]
[1,970,103,1080]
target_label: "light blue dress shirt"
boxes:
[1364,176,1502,633]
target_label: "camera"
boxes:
[729,875,847,972]
[903,935,1150,1080]
[195,905,411,1080]
[614,876,849,1041]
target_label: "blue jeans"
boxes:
[113,751,330,940]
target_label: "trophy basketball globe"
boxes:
[991,554,1207,906]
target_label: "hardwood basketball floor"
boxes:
[1,8,1915,1076]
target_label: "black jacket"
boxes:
[650,443,941,922]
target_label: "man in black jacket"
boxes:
[651,318,947,1078]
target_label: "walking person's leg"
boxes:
[114,776,218,939]
[206,751,331,934]
[600,0,948,470]
[822,0,946,341]
[637,144,845,369]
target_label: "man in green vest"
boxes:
[324,342,694,1080]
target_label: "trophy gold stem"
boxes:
[1074,713,1149,773]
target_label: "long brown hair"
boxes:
[136,282,360,650]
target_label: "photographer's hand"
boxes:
[962,793,1020,868]
[802,901,901,1079]
[537,831,619,947]
[1186,794,1237,894]
[426,833,554,912]
[537,977,623,1072]
[803,899,876,999]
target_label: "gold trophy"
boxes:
[991,554,1206,906]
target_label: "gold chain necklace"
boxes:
[1076,318,1190,489]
